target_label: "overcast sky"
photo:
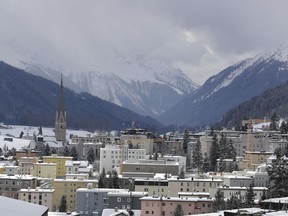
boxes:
[0,0,288,84]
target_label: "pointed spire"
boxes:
[57,74,66,119]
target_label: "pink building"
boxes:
[140,196,213,215]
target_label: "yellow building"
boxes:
[245,151,273,169]
[43,154,72,178]
[51,177,97,212]
[0,166,4,174]
[31,163,57,179]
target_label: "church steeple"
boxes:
[55,74,67,144]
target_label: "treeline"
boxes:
[219,80,288,128]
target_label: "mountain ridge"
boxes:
[0,61,163,132]
[158,45,288,127]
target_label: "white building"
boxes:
[100,144,146,173]
[65,160,92,178]
[209,186,267,201]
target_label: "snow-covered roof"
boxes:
[140,196,213,202]
[102,209,141,216]
[0,195,48,216]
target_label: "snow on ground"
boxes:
[0,124,96,150]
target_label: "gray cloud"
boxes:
[0,0,288,84]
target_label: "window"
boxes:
[117,197,121,202]
[145,211,149,214]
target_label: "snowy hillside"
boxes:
[159,45,288,126]
[0,42,198,116]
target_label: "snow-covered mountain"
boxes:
[159,45,288,126]
[0,42,198,116]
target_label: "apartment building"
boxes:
[0,174,39,199]
[100,144,146,173]
[168,177,223,196]
[31,163,56,179]
[244,151,273,170]
[122,159,179,176]
[51,177,97,212]
[107,191,148,210]
[134,178,169,196]
[18,188,55,211]
[209,186,267,200]
[77,188,126,216]
[140,196,213,216]
[42,154,72,178]
[19,157,38,175]
[65,160,92,179]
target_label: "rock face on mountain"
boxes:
[0,42,198,116]
[158,45,288,126]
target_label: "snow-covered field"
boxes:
[0,123,93,150]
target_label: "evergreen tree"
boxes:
[179,167,185,179]
[270,112,279,131]
[244,180,256,208]
[227,138,236,160]
[280,120,288,134]
[212,189,226,212]
[154,150,158,161]
[210,134,219,172]
[201,152,210,173]
[98,168,107,188]
[43,144,51,156]
[260,189,267,201]
[63,146,70,156]
[226,194,240,210]
[218,133,228,159]
[174,204,184,216]
[106,171,113,188]
[267,160,288,198]
[112,170,120,188]
[50,148,57,155]
[163,133,167,140]
[218,157,226,173]
[274,147,283,159]
[59,195,67,212]
[192,139,203,171]
[87,147,95,164]
[70,146,78,161]
[182,129,189,154]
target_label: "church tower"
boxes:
[55,75,67,144]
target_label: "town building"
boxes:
[107,191,148,210]
[19,157,38,175]
[120,128,154,155]
[209,186,267,201]
[0,174,39,199]
[140,196,213,215]
[122,159,180,176]
[42,154,72,178]
[168,177,223,196]
[31,163,57,179]
[51,177,97,212]
[18,188,55,211]
[99,144,146,173]
[76,187,126,216]
[134,178,169,196]
[244,151,273,170]
[65,160,92,179]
